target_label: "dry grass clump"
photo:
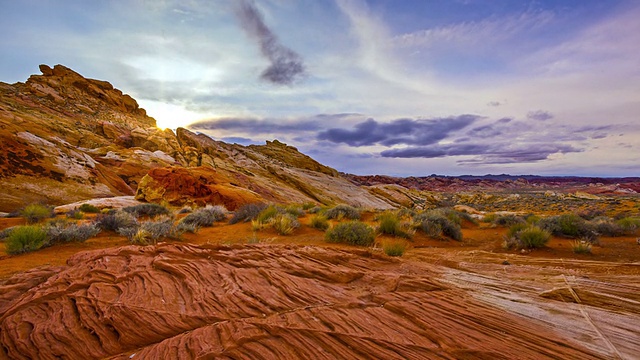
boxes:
[572,240,592,254]
[324,204,361,220]
[376,212,413,239]
[94,210,138,231]
[382,240,407,257]
[45,220,99,243]
[272,213,300,235]
[325,221,375,246]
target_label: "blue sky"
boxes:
[1,0,639,176]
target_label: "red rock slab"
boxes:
[0,244,600,359]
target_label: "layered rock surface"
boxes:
[0,243,612,359]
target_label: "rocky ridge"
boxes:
[0,65,393,212]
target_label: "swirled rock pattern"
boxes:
[0,244,601,359]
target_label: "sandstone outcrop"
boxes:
[0,243,606,359]
[135,167,262,209]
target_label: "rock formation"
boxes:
[0,65,394,212]
[0,243,607,359]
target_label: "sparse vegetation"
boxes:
[572,240,592,254]
[45,220,100,243]
[414,210,463,241]
[325,221,375,246]
[22,204,54,224]
[180,205,227,227]
[382,240,407,257]
[5,225,48,254]
[229,203,267,224]
[78,203,100,213]
[301,202,316,210]
[376,212,413,239]
[94,210,138,232]
[493,214,526,227]
[324,204,361,220]
[538,214,597,241]
[284,205,305,217]
[176,221,199,234]
[309,214,329,231]
[256,205,281,224]
[504,224,550,249]
[66,209,84,220]
[272,213,300,235]
[616,217,640,235]
[123,203,171,217]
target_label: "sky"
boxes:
[1,0,639,177]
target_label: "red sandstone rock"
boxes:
[0,244,604,359]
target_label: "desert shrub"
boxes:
[176,221,199,234]
[284,205,305,217]
[325,204,360,220]
[538,214,596,240]
[307,206,324,214]
[140,217,177,239]
[505,225,550,249]
[493,214,526,227]
[66,209,84,220]
[272,213,300,235]
[325,221,375,246]
[616,217,640,235]
[414,211,462,241]
[382,240,407,257]
[572,240,592,254]
[525,214,541,224]
[22,204,53,224]
[5,225,48,254]
[46,221,100,243]
[123,203,171,218]
[310,215,329,231]
[577,209,604,220]
[256,205,281,224]
[377,212,412,239]
[0,226,16,240]
[481,213,498,223]
[79,203,100,213]
[589,217,624,237]
[178,206,193,214]
[180,206,227,227]
[229,203,268,224]
[94,210,138,232]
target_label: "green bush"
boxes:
[414,210,462,241]
[123,203,171,217]
[377,212,412,239]
[66,209,84,220]
[302,202,316,210]
[590,217,624,237]
[5,225,48,254]
[324,204,361,220]
[382,240,407,257]
[79,203,100,213]
[229,203,267,224]
[284,205,305,217]
[21,204,53,224]
[325,221,375,246]
[272,213,300,235]
[505,225,550,249]
[616,217,640,235]
[538,214,596,241]
[310,215,329,231]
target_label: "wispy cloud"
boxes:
[235,0,307,85]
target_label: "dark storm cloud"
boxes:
[236,0,307,85]
[316,115,480,147]
[527,110,553,121]
[382,142,582,164]
[189,117,321,135]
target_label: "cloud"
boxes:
[317,115,479,147]
[189,117,321,135]
[235,0,307,85]
[527,110,553,121]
